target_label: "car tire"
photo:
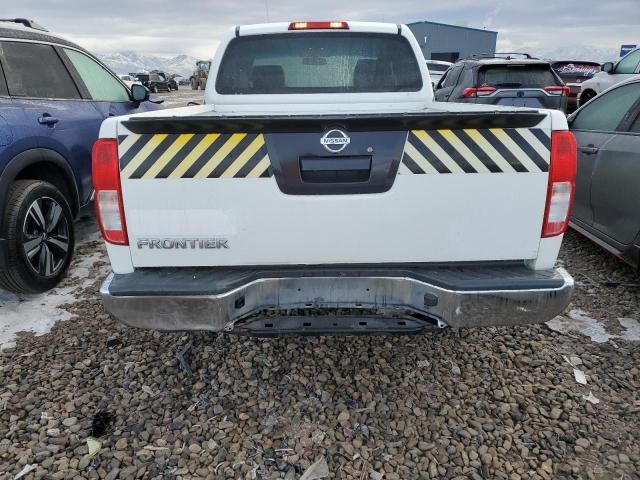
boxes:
[0,180,75,294]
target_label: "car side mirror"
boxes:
[602,62,614,74]
[131,84,149,103]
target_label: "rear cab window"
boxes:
[0,41,80,99]
[477,64,561,88]
[216,32,423,94]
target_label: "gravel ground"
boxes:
[155,89,204,109]
[1,230,639,480]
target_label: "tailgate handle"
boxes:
[300,156,371,183]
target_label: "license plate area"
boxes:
[300,156,371,183]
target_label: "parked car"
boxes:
[434,53,568,112]
[152,70,178,90]
[569,78,640,267]
[117,74,141,89]
[168,76,179,90]
[0,18,163,293]
[550,61,600,112]
[134,73,170,93]
[96,21,575,336]
[425,60,452,89]
[578,47,640,107]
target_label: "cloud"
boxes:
[5,0,639,58]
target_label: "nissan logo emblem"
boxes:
[320,129,350,153]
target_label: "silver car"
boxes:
[578,47,640,107]
[569,78,640,267]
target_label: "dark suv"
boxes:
[434,54,568,112]
[134,72,170,93]
[153,70,178,90]
[0,19,163,293]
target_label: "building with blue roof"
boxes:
[407,21,498,62]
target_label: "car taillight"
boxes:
[462,87,496,98]
[544,86,570,96]
[92,138,128,245]
[288,21,349,30]
[542,131,577,238]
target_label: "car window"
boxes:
[442,66,461,88]
[435,69,449,89]
[217,32,423,94]
[572,82,640,132]
[552,62,600,80]
[478,64,560,88]
[616,49,640,74]
[64,49,130,102]
[630,112,640,133]
[0,41,80,99]
[0,61,7,96]
[427,63,450,73]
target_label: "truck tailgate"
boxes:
[116,112,552,267]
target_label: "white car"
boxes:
[425,59,452,88]
[118,74,141,89]
[578,47,640,107]
[94,21,575,336]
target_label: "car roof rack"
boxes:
[463,52,538,61]
[0,18,48,32]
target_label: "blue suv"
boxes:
[0,19,163,293]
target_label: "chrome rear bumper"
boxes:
[100,265,573,335]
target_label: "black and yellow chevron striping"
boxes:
[117,133,271,179]
[400,128,551,175]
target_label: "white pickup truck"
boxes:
[93,21,576,335]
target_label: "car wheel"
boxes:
[579,90,597,107]
[0,180,75,293]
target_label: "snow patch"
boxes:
[547,309,640,343]
[0,251,106,350]
[618,318,640,342]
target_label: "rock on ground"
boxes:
[0,231,638,479]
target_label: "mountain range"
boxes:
[97,51,200,78]
[96,44,624,79]
[531,45,622,63]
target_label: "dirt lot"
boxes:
[155,89,204,108]
[0,110,639,479]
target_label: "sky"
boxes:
[3,0,639,59]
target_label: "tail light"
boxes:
[542,131,577,238]
[462,87,496,98]
[544,86,570,96]
[92,139,128,245]
[288,21,349,30]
